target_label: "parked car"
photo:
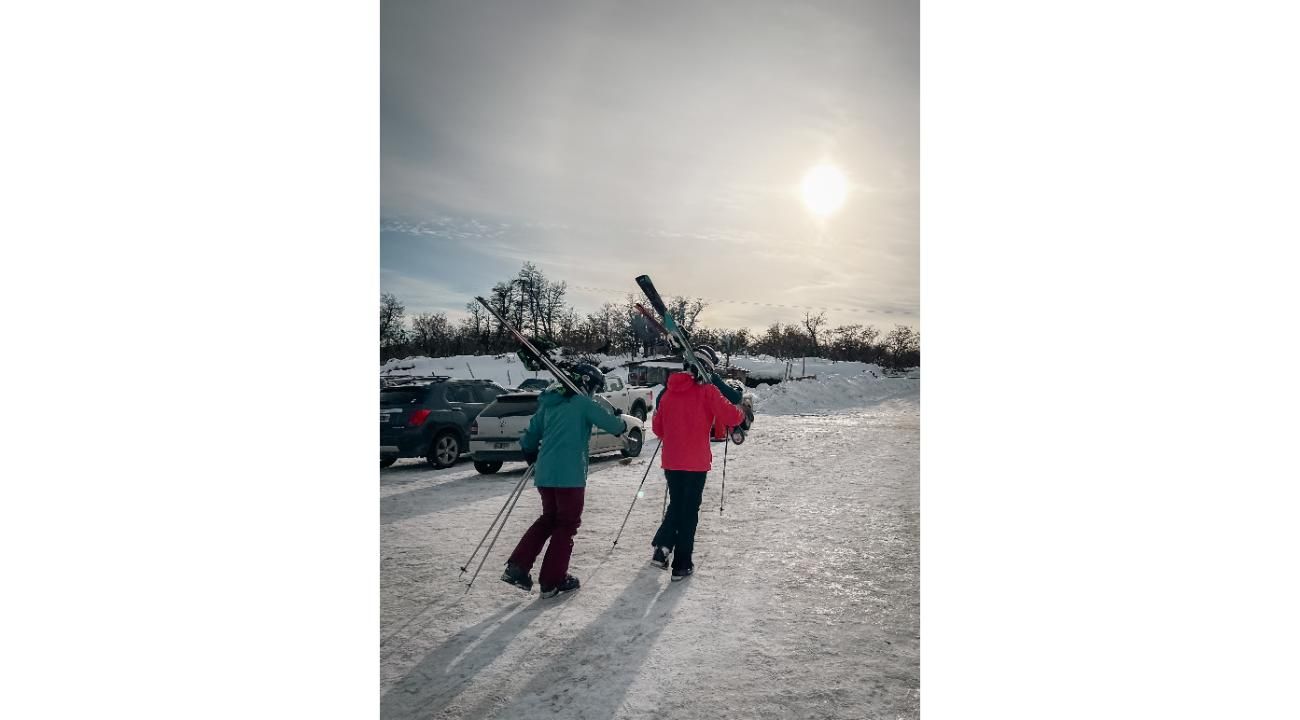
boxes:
[515,377,551,392]
[468,392,646,474]
[380,376,510,469]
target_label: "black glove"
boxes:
[523,449,539,466]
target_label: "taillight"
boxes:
[470,420,479,435]
[409,409,431,426]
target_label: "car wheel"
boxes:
[381,458,397,469]
[631,403,647,422]
[427,432,461,469]
[473,460,503,474]
[621,428,644,458]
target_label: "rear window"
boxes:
[479,394,540,418]
[380,389,428,406]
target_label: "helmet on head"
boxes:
[687,344,718,377]
[569,363,605,397]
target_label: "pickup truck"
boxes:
[599,374,655,421]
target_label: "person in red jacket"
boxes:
[650,347,745,580]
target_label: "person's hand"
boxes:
[523,449,539,465]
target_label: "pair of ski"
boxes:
[474,296,584,397]
[475,275,699,394]
[631,275,715,383]
[633,277,752,445]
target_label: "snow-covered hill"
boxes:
[751,373,920,415]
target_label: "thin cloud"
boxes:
[382,1,917,332]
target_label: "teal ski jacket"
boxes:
[521,387,629,488]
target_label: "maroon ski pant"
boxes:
[508,487,585,588]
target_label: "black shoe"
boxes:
[500,562,533,591]
[670,566,694,582]
[651,546,671,570]
[539,575,580,598]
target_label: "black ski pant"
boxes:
[650,470,707,571]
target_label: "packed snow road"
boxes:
[380,385,919,720]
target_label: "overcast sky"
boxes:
[382,0,917,332]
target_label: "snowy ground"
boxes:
[380,374,919,719]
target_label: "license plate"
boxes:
[494,442,511,449]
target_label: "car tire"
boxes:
[381,458,397,469]
[473,460,503,475]
[630,402,647,422]
[621,427,644,458]
[426,431,461,469]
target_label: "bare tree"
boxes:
[488,282,513,349]
[410,312,450,356]
[516,262,546,336]
[802,311,827,356]
[540,279,567,338]
[380,293,406,348]
[883,325,921,369]
[667,296,706,335]
[458,301,489,353]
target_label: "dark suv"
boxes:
[380,376,509,469]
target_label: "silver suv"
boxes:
[468,392,646,474]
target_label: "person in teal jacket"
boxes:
[501,363,629,597]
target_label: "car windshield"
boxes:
[478,395,540,418]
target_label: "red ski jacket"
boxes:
[652,372,745,472]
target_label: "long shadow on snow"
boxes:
[381,455,635,525]
[380,598,550,719]
[481,565,687,719]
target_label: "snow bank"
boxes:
[728,354,883,381]
[750,372,918,415]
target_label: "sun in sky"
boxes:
[801,164,848,217]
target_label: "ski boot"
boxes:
[539,575,580,598]
[671,566,694,582]
[651,546,671,570]
[500,562,533,592]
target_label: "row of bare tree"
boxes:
[382,263,920,369]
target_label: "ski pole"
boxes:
[720,437,729,514]
[465,474,531,591]
[458,464,534,579]
[610,439,662,548]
